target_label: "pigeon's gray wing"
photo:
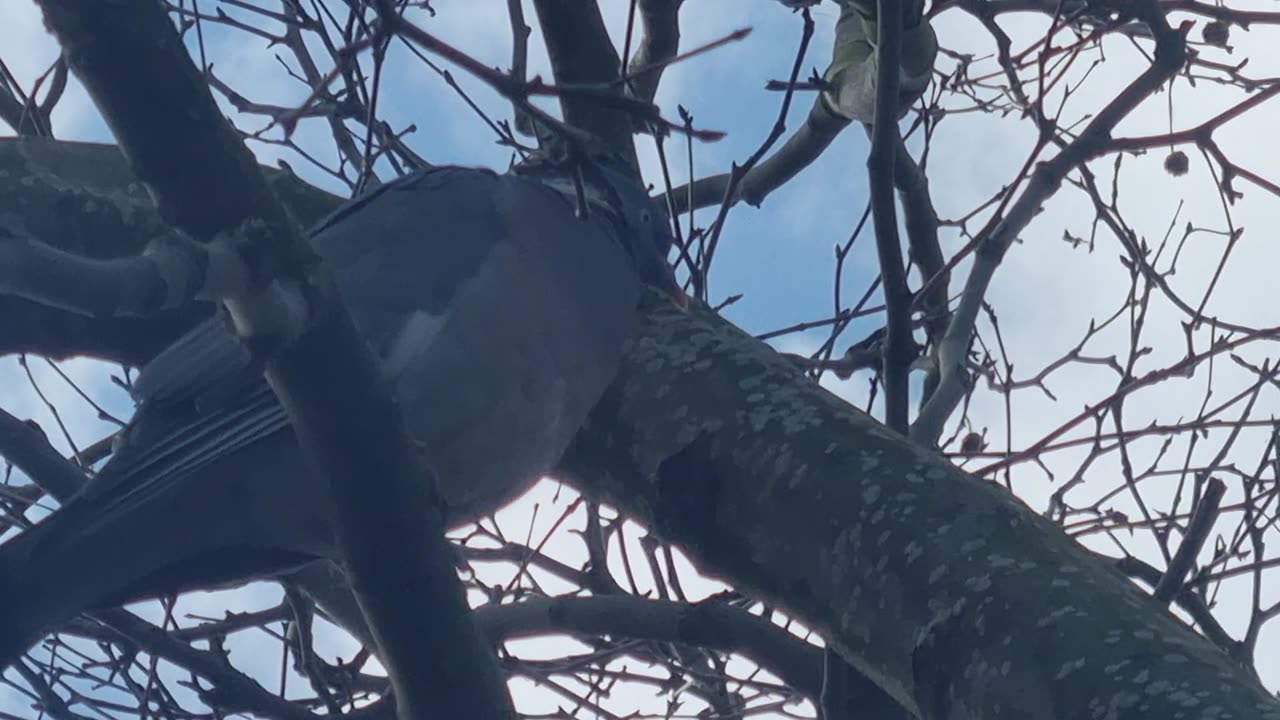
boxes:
[0,168,517,633]
[80,167,507,511]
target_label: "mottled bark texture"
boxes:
[2,137,1276,720]
[0,139,343,362]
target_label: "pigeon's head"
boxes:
[518,151,686,305]
[584,162,686,306]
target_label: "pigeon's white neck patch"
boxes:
[383,309,447,380]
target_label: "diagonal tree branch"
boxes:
[626,0,682,107]
[25,2,511,718]
[562,299,1279,720]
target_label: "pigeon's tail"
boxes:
[0,435,331,666]
[0,533,37,668]
[0,501,103,667]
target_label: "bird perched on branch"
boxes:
[0,155,681,666]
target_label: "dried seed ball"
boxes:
[1164,150,1189,177]
[1202,20,1230,47]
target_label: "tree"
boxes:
[0,0,1278,718]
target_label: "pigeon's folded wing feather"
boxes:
[85,167,508,511]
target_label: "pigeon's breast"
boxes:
[385,177,644,522]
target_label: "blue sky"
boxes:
[4,0,1280,715]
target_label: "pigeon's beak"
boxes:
[661,264,691,310]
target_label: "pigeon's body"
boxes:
[0,163,677,664]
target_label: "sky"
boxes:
[3,0,1280,717]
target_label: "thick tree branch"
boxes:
[0,139,339,364]
[665,99,849,214]
[560,298,1278,719]
[530,0,640,170]
[477,595,822,696]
